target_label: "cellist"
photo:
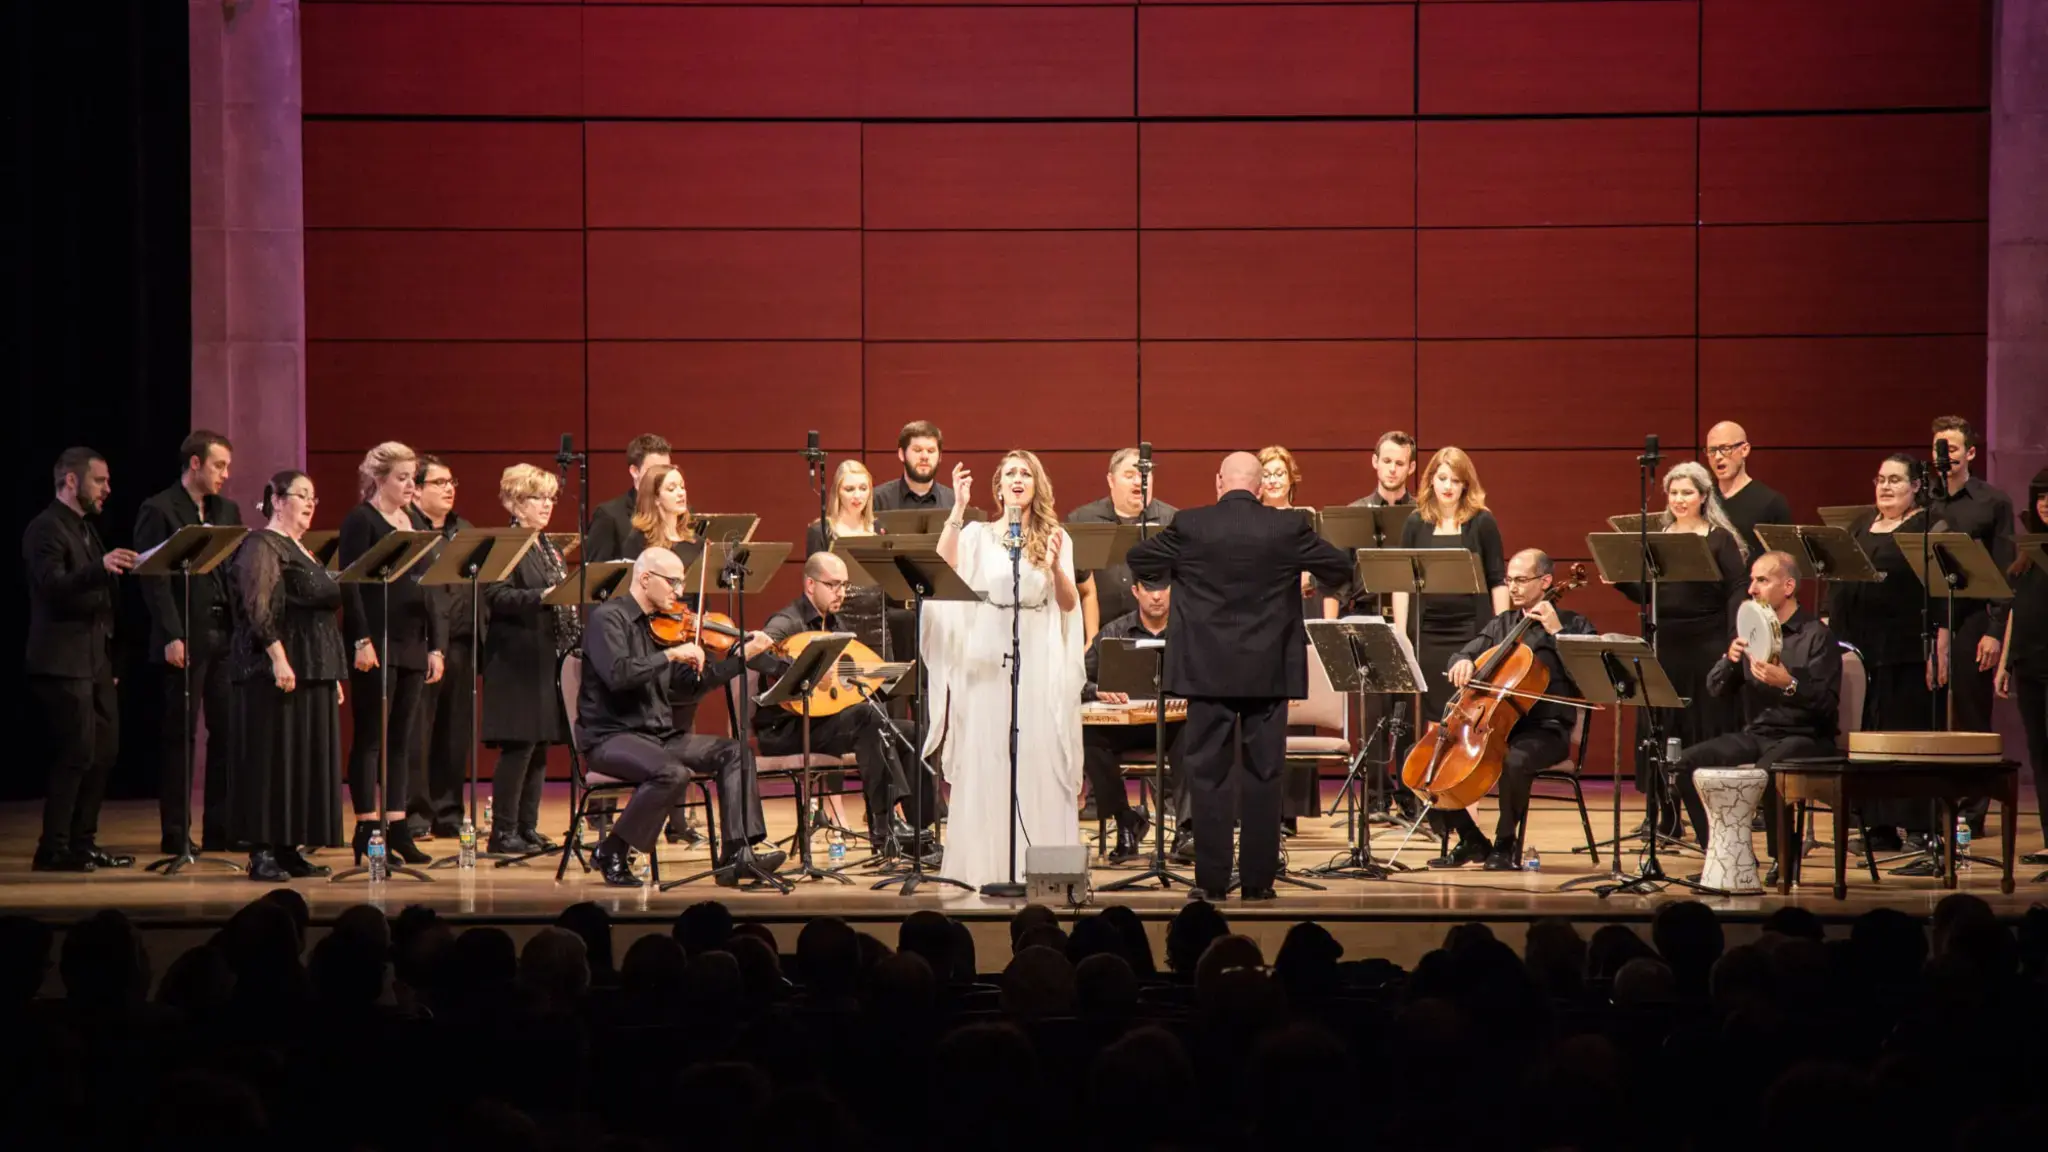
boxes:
[1427,550,1596,871]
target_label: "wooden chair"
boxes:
[553,650,713,884]
[1522,709,1601,864]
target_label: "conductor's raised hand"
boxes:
[951,462,973,507]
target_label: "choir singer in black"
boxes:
[1126,451,1355,900]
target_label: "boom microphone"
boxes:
[556,433,576,465]
[1638,433,1660,467]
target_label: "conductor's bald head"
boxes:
[1217,452,1261,497]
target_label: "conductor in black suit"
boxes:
[1126,451,1355,899]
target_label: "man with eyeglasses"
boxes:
[1426,550,1595,870]
[752,551,935,861]
[1703,421,1792,558]
[576,548,786,887]
[404,455,474,839]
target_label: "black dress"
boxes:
[1829,508,1936,731]
[1617,524,1747,785]
[224,531,346,848]
[1397,510,1506,846]
[480,532,577,746]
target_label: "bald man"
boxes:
[1704,421,1792,557]
[1126,451,1355,900]
[752,552,936,861]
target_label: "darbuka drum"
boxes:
[1694,767,1768,894]
[1736,599,1782,663]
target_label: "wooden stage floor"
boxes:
[4,784,2043,941]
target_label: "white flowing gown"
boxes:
[920,520,1085,891]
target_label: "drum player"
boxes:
[1671,550,1844,886]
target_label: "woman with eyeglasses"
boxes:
[479,463,579,855]
[337,441,443,866]
[1995,468,2048,866]
[224,471,345,880]
[1827,453,1936,854]
[1257,445,1336,836]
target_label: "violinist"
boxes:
[576,548,784,887]
[1428,550,1595,870]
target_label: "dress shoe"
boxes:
[1481,848,1522,872]
[1171,833,1197,864]
[31,848,94,873]
[159,837,198,856]
[1428,838,1491,869]
[405,816,434,839]
[246,850,290,882]
[1281,817,1299,839]
[488,829,538,855]
[520,826,558,853]
[715,843,787,887]
[591,843,643,887]
[1891,857,1942,877]
[430,822,463,841]
[1107,813,1146,864]
[2022,850,2048,866]
[1186,887,1211,902]
[276,846,330,878]
[663,820,705,847]
[83,847,134,869]
[384,822,433,865]
[1240,886,1278,902]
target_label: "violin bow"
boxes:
[1460,679,1604,711]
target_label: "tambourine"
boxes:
[1736,598,1782,664]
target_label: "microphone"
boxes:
[803,429,824,463]
[556,433,576,465]
[1932,436,1952,479]
[1003,501,1024,552]
[1638,433,1660,467]
[1137,441,1153,471]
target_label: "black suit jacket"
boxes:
[585,489,636,562]
[23,501,119,680]
[133,484,243,662]
[1125,489,1354,699]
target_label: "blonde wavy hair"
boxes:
[1661,461,1749,559]
[990,449,1061,570]
[357,441,417,501]
[825,460,875,533]
[1417,446,1488,526]
[630,463,694,546]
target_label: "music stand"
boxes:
[1549,634,1713,895]
[1894,532,2014,731]
[838,538,980,895]
[544,562,632,606]
[1756,523,1881,620]
[1093,637,1195,892]
[546,533,581,560]
[1817,505,1874,531]
[138,525,249,875]
[877,507,984,537]
[331,530,442,884]
[417,527,537,870]
[1319,504,1413,822]
[687,513,761,545]
[1303,617,1423,881]
[1354,547,1482,844]
[300,529,342,571]
[1063,523,1145,574]
[758,633,857,884]
[1607,513,1651,534]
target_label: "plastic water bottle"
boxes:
[827,829,846,867]
[1955,818,1971,870]
[1523,844,1542,873]
[367,827,388,881]
[457,817,477,869]
[482,796,494,835]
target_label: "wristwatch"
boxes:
[1781,677,1798,698]
[353,638,372,651]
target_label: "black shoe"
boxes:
[520,826,558,853]
[1428,838,1491,869]
[246,850,290,882]
[1764,862,1782,887]
[430,822,463,841]
[1281,817,1299,839]
[383,822,432,865]
[275,846,330,878]
[2022,850,2048,866]
[1891,858,1941,877]
[1171,833,1197,864]
[1240,886,1278,902]
[1482,848,1521,872]
[488,829,537,855]
[591,843,642,888]
[159,836,198,856]
[405,816,434,839]
[1107,813,1145,864]
[31,848,94,873]
[715,844,785,887]
[663,820,705,847]
[83,847,134,869]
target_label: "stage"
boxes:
[4,784,2042,975]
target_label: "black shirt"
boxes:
[1826,508,1931,667]
[1928,475,2016,633]
[872,477,954,513]
[338,501,448,669]
[1070,496,1178,631]
[22,500,119,679]
[1453,606,1596,736]
[1339,490,1415,612]
[1615,525,1747,625]
[133,483,243,661]
[409,507,479,644]
[2006,561,2048,679]
[576,596,678,749]
[749,592,839,735]
[1707,606,1842,741]
[1399,509,1507,633]
[1717,478,1793,560]
[1084,610,1168,702]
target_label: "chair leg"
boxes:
[556,798,583,882]
[1569,776,1598,867]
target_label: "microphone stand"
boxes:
[983,510,1028,898]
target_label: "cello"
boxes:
[1399,563,1592,811]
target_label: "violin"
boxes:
[647,601,745,656]
[1400,563,1593,811]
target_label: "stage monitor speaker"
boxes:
[1026,845,1091,906]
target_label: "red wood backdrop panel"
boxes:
[307,342,584,454]
[1702,0,1990,111]
[303,122,584,230]
[1138,5,1416,117]
[303,4,582,117]
[581,8,862,118]
[1418,119,1696,227]
[1419,1,1700,115]
[1698,337,1988,448]
[585,123,862,229]
[586,342,866,452]
[864,124,1137,230]
[1140,342,1416,450]
[1140,122,1415,229]
[586,231,865,340]
[305,231,584,341]
[1417,341,1697,450]
[1698,114,1990,225]
[864,232,1139,340]
[1141,231,1416,339]
[1699,224,1989,336]
[1418,228,1696,338]
[859,8,1135,118]
[864,344,1138,451]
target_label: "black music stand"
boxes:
[838,537,979,895]
[1354,547,1481,848]
[1315,504,1413,823]
[300,529,342,571]
[759,633,857,884]
[1095,636,1196,892]
[1550,634,1714,896]
[1063,523,1145,575]
[1607,513,1650,534]
[1303,617,1422,880]
[418,527,537,870]
[1584,530,1722,855]
[877,507,985,537]
[1756,523,1881,618]
[1893,532,2013,727]
[687,513,761,545]
[331,530,442,884]
[139,524,249,875]
[1817,505,1874,531]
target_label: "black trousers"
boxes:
[585,733,691,852]
[491,741,552,834]
[1946,611,1995,828]
[346,664,426,814]
[32,675,118,854]
[1426,726,1570,854]
[654,733,766,847]
[1674,731,1838,860]
[761,706,932,832]
[1182,696,1287,895]
[409,643,474,832]
[1083,721,1190,826]
[2015,673,2048,843]
[157,634,231,847]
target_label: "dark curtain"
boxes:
[4,3,191,800]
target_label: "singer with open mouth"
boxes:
[923,450,1085,893]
